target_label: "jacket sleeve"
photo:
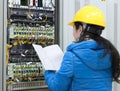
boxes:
[44,51,73,91]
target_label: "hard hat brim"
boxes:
[68,21,74,26]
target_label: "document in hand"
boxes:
[32,44,64,71]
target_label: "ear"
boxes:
[78,26,83,33]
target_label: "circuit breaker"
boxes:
[6,0,59,91]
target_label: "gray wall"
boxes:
[60,0,120,91]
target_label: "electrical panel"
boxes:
[6,0,59,91]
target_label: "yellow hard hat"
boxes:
[68,5,106,28]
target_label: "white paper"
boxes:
[33,44,64,70]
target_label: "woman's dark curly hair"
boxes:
[74,22,120,83]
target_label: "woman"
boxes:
[44,5,120,91]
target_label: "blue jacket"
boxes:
[44,40,112,91]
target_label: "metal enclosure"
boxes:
[0,0,59,91]
[0,0,4,90]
